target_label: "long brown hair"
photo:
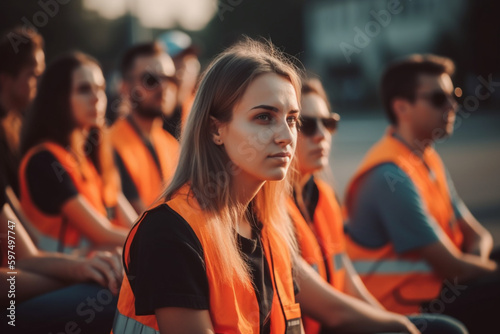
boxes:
[21,52,119,195]
[162,37,302,286]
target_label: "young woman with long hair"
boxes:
[19,52,135,254]
[289,77,467,333]
[113,37,303,334]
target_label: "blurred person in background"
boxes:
[0,201,122,334]
[0,28,122,334]
[111,42,180,215]
[19,52,134,254]
[0,26,45,239]
[289,77,466,334]
[158,30,201,139]
[344,54,499,333]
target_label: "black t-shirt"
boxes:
[163,105,182,140]
[25,151,78,215]
[127,204,282,334]
[298,176,320,221]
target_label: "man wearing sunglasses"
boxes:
[110,42,180,215]
[344,54,499,333]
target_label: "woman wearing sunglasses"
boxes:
[19,52,135,254]
[289,77,467,334]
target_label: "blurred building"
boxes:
[304,0,468,111]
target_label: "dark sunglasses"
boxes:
[415,90,458,108]
[137,72,178,89]
[299,113,340,137]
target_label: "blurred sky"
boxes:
[83,0,218,30]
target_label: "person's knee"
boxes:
[407,314,468,334]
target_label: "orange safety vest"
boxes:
[99,128,122,225]
[112,185,301,334]
[110,117,179,208]
[287,178,346,334]
[18,142,109,253]
[344,128,464,314]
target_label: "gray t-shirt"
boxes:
[345,163,464,254]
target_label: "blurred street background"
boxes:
[1,0,499,242]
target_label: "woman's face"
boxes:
[70,63,107,130]
[216,73,299,185]
[296,92,333,176]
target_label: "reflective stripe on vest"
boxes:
[344,127,462,314]
[112,310,159,334]
[353,259,432,274]
[333,252,344,272]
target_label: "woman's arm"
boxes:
[61,195,129,248]
[295,258,420,334]
[129,198,147,216]
[155,307,215,334]
[2,202,123,293]
[1,202,39,260]
[342,254,386,310]
[17,250,123,295]
[0,267,64,306]
[4,185,41,244]
[1,203,122,308]
[114,192,138,228]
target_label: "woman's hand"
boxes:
[397,315,421,334]
[74,250,123,295]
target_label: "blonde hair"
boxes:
[162,37,301,287]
